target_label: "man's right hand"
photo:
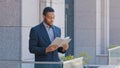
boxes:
[46,44,59,53]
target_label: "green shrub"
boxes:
[109,45,118,49]
[61,55,74,61]
[78,52,92,65]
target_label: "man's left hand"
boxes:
[62,43,69,51]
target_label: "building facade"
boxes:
[0,0,120,68]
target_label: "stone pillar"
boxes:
[74,0,96,64]
[0,0,39,68]
[0,0,21,68]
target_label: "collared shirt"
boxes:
[43,22,54,42]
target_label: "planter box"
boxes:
[63,57,83,68]
[108,46,120,65]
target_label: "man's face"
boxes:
[43,12,55,26]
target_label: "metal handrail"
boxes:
[0,60,63,64]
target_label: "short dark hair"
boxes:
[43,7,55,16]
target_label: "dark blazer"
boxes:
[29,23,65,62]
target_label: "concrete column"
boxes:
[0,0,21,68]
[109,0,120,46]
[0,0,39,68]
[74,0,96,64]
[21,0,39,61]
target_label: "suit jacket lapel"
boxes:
[52,26,57,38]
[40,23,51,44]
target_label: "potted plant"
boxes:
[78,52,92,68]
[61,55,83,68]
[61,52,92,68]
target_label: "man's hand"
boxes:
[62,43,69,51]
[46,44,59,53]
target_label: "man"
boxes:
[29,7,69,68]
